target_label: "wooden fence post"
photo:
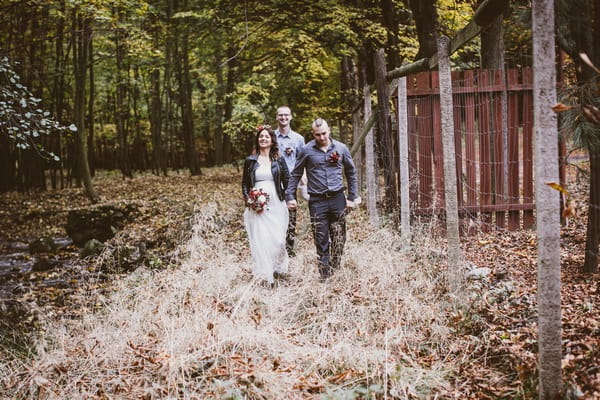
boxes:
[363,66,379,227]
[397,77,410,237]
[438,36,462,292]
[532,0,562,397]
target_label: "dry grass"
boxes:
[0,169,479,399]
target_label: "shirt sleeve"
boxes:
[342,145,358,201]
[286,147,306,200]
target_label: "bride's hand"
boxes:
[287,200,297,210]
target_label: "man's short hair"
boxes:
[312,118,329,130]
[277,106,292,116]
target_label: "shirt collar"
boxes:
[312,139,334,150]
[276,128,294,138]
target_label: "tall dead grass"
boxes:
[1,185,474,399]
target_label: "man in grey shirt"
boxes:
[274,106,306,257]
[286,118,360,280]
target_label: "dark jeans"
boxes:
[286,208,297,255]
[308,192,346,278]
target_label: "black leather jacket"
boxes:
[242,155,290,201]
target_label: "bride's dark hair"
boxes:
[254,124,280,160]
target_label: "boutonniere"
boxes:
[284,147,294,156]
[328,151,341,163]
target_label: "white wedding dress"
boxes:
[244,162,289,283]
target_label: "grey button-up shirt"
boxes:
[286,139,358,201]
[275,128,305,173]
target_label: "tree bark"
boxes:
[381,0,400,69]
[557,0,599,273]
[214,47,225,165]
[533,0,563,397]
[374,49,396,208]
[150,66,166,175]
[72,10,98,202]
[223,45,237,164]
[87,34,95,177]
[342,55,362,189]
[406,0,438,60]
[51,0,66,189]
[583,147,600,273]
[114,5,132,179]
[175,3,201,176]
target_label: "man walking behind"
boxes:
[286,118,359,280]
[275,106,305,257]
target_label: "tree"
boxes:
[405,0,438,60]
[0,56,70,192]
[557,0,600,273]
[72,6,99,202]
[533,0,563,398]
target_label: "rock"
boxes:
[32,256,62,272]
[66,203,138,247]
[80,239,104,258]
[28,236,57,254]
[99,241,146,273]
[467,267,492,279]
[0,289,33,324]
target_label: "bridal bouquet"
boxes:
[246,188,270,213]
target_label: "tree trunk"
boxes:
[223,45,237,164]
[557,0,600,273]
[374,49,396,209]
[583,146,600,273]
[533,0,563,397]
[381,0,400,69]
[72,10,98,202]
[480,9,505,69]
[480,9,508,227]
[165,0,176,170]
[132,66,146,171]
[406,0,438,60]
[175,3,201,176]
[150,67,166,175]
[341,55,362,189]
[214,48,225,165]
[87,34,95,177]
[51,0,66,189]
[0,134,16,192]
[114,5,132,178]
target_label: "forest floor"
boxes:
[0,164,598,399]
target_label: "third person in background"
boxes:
[275,105,307,258]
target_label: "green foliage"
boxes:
[0,57,72,160]
[320,383,384,400]
[559,76,600,151]
[0,0,535,168]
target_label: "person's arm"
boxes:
[286,149,306,200]
[342,145,359,203]
[279,158,290,192]
[286,149,307,209]
[241,159,252,201]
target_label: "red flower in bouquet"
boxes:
[328,151,341,163]
[246,188,270,213]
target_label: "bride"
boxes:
[242,125,290,284]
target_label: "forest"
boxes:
[1,0,599,399]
